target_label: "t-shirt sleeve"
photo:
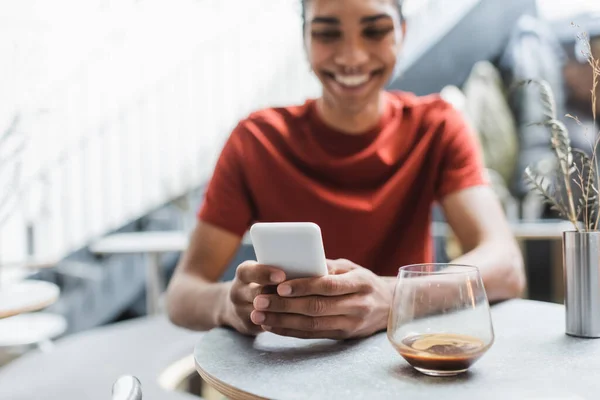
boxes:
[435,103,488,200]
[197,124,255,236]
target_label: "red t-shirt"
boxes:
[198,91,487,276]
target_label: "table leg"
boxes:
[37,339,55,353]
[145,253,164,315]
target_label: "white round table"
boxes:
[0,280,60,319]
[195,300,599,400]
[0,268,32,286]
[0,312,67,349]
[432,220,573,240]
[90,231,190,315]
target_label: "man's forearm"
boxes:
[379,240,525,321]
[451,240,525,302]
[166,273,232,331]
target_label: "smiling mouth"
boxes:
[324,69,384,89]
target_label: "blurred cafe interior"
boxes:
[1,0,600,399]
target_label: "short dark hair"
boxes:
[301,0,404,32]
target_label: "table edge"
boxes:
[0,293,59,319]
[195,357,268,400]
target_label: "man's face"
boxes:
[304,0,404,114]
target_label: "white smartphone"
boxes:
[249,222,328,280]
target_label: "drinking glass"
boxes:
[387,264,494,377]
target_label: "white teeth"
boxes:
[334,74,370,87]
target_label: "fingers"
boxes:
[228,260,288,337]
[235,261,286,285]
[231,261,285,304]
[231,259,374,339]
[230,282,263,305]
[235,304,263,335]
[277,272,371,298]
[252,294,371,317]
[250,310,356,333]
[259,285,278,295]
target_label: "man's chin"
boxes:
[331,96,381,115]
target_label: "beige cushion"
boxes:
[461,61,520,187]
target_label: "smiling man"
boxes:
[166,0,525,340]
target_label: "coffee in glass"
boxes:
[387,264,494,376]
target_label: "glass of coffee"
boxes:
[387,264,494,377]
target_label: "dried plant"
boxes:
[524,32,600,233]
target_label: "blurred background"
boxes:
[0,0,599,397]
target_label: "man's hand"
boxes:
[249,259,392,340]
[223,261,286,336]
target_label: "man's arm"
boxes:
[440,186,526,302]
[166,221,242,331]
[242,185,525,339]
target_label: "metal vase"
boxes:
[563,231,600,338]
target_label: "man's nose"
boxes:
[334,37,369,70]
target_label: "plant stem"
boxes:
[563,171,581,231]
[592,58,600,230]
